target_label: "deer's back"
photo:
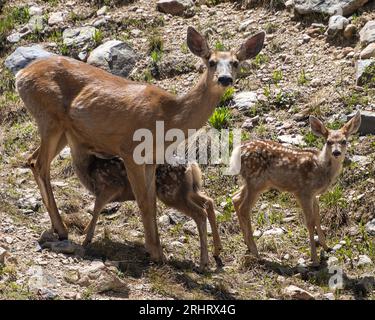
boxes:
[240,140,329,194]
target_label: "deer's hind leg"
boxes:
[232,184,262,258]
[28,126,68,239]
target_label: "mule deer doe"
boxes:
[230,111,361,265]
[70,144,222,269]
[16,27,265,263]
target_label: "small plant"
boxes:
[150,50,162,63]
[143,69,153,83]
[214,40,225,51]
[148,32,163,53]
[92,29,103,46]
[297,69,309,86]
[208,107,231,130]
[320,185,347,209]
[251,53,269,69]
[0,6,30,45]
[180,42,189,54]
[272,69,283,84]
[303,131,318,147]
[265,22,278,34]
[217,196,234,223]
[219,87,235,107]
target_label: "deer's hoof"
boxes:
[214,256,224,268]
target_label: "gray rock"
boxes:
[69,260,128,293]
[239,19,253,32]
[278,134,306,146]
[6,32,22,43]
[233,91,258,111]
[87,40,138,78]
[366,219,375,236]
[27,266,58,295]
[354,275,374,296]
[357,255,372,267]
[327,256,339,267]
[348,110,375,134]
[326,15,349,37]
[4,45,54,75]
[183,220,198,235]
[96,6,108,16]
[283,285,315,300]
[293,0,369,17]
[152,54,195,79]
[241,115,260,130]
[29,6,44,16]
[355,59,375,87]
[63,26,97,47]
[41,240,82,255]
[93,17,107,27]
[48,11,66,26]
[332,243,342,251]
[359,20,375,45]
[156,0,195,16]
[28,15,45,32]
[322,292,335,300]
[361,43,375,59]
[263,227,285,237]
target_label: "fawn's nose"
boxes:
[218,76,233,87]
[332,150,341,157]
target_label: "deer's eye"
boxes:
[327,140,334,146]
[209,60,217,67]
[232,60,239,68]
[341,140,347,145]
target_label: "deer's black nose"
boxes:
[332,150,341,157]
[218,76,233,87]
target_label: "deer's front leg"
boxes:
[299,196,319,266]
[313,198,330,252]
[123,159,164,263]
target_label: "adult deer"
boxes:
[229,112,361,265]
[16,27,265,263]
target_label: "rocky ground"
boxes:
[0,0,375,300]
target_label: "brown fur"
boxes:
[16,27,265,264]
[231,112,361,265]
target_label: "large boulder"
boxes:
[63,26,97,47]
[156,0,195,16]
[293,0,369,16]
[359,21,375,45]
[87,40,138,78]
[356,59,375,87]
[4,45,54,75]
[326,15,349,37]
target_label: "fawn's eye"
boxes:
[232,60,239,68]
[327,140,334,146]
[209,60,217,67]
[341,140,347,145]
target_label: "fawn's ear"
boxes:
[342,110,361,137]
[309,116,329,138]
[187,26,210,59]
[236,31,265,61]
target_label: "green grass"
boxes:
[272,69,283,84]
[214,40,225,51]
[251,53,269,69]
[0,6,30,45]
[297,69,309,86]
[150,50,163,63]
[148,32,164,53]
[209,107,231,130]
[320,185,347,209]
[92,29,104,46]
[219,87,235,107]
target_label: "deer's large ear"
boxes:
[236,31,265,61]
[309,116,329,138]
[187,26,210,59]
[342,110,361,137]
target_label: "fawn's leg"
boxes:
[233,185,260,257]
[298,196,319,265]
[82,189,117,246]
[313,197,330,251]
[28,131,68,239]
[123,158,164,263]
[204,197,223,259]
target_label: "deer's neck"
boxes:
[174,70,225,131]
[318,145,343,187]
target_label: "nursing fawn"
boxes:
[70,145,222,270]
[230,111,361,265]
